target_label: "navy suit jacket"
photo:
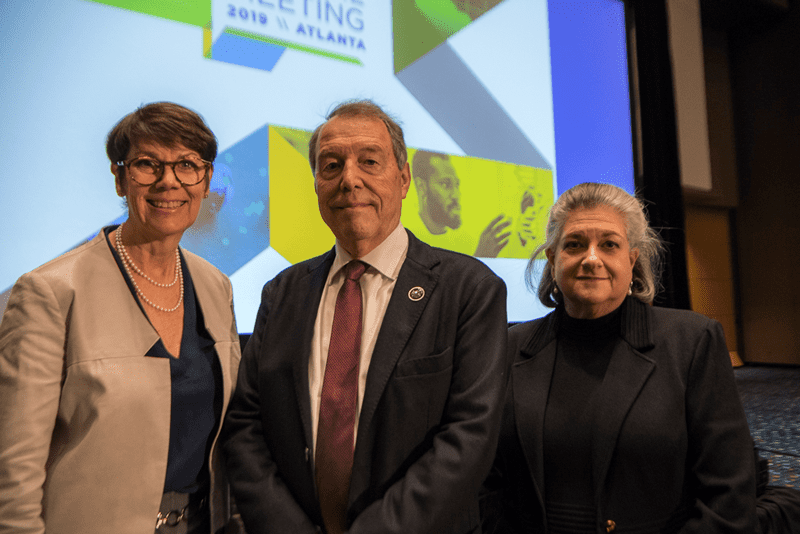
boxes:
[485,297,756,533]
[223,230,509,534]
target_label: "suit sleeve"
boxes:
[221,281,320,534]
[680,320,757,533]
[348,272,509,534]
[479,325,536,534]
[0,273,67,534]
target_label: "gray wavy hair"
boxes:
[526,182,665,307]
[308,99,407,175]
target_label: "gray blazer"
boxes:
[223,230,509,534]
[0,230,241,534]
[488,297,756,533]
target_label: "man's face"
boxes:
[425,156,461,230]
[314,115,410,257]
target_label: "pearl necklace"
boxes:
[116,224,180,287]
[115,224,184,313]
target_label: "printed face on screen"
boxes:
[546,206,638,319]
[314,115,410,257]
[425,156,462,230]
[114,142,210,243]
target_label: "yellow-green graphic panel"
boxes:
[403,149,552,259]
[84,0,210,27]
[269,127,334,264]
[272,125,312,164]
[268,126,548,263]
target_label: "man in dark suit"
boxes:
[222,100,508,534]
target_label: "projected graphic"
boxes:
[180,125,271,274]
[86,0,212,27]
[205,1,367,70]
[85,0,366,70]
[394,1,550,171]
[173,125,553,268]
[1,0,633,326]
[405,150,552,259]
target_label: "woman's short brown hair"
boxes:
[106,102,217,165]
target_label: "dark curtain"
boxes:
[630,0,691,310]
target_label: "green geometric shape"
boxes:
[83,0,210,27]
[394,0,504,72]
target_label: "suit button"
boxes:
[605,519,616,532]
[305,447,310,462]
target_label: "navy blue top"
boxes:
[105,227,221,493]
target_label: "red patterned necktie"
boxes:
[316,260,367,534]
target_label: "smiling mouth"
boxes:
[148,200,186,209]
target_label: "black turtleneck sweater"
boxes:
[543,301,625,533]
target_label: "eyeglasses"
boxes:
[116,156,211,186]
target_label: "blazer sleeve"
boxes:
[680,320,757,533]
[348,272,509,534]
[0,273,67,534]
[221,281,320,534]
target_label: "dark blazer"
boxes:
[222,230,509,534]
[486,297,756,534]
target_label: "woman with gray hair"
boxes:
[485,182,756,532]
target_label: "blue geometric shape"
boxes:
[180,125,272,275]
[212,31,286,72]
[548,1,634,195]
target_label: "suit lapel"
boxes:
[349,234,438,499]
[590,301,656,503]
[294,251,336,451]
[184,250,241,420]
[89,230,160,356]
[512,337,556,510]
[186,252,232,345]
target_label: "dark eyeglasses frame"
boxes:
[116,156,212,186]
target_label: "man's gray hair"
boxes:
[308,100,407,175]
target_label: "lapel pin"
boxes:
[408,286,425,301]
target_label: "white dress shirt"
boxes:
[309,223,409,455]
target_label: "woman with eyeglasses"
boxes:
[0,102,241,534]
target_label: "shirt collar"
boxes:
[331,223,409,283]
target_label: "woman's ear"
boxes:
[205,165,213,197]
[545,248,555,272]
[112,163,125,198]
[629,247,640,267]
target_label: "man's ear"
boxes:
[400,162,411,200]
